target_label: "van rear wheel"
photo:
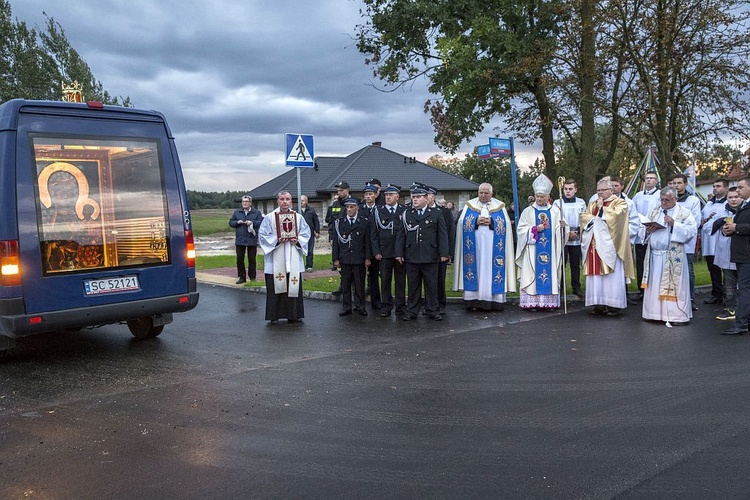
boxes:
[127,317,164,339]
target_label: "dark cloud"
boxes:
[13,0,541,191]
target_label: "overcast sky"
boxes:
[13,0,541,192]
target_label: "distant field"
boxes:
[191,209,234,236]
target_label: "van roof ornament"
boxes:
[62,81,83,103]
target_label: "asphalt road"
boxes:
[2,284,750,499]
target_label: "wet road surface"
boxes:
[2,284,750,498]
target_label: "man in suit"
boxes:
[371,183,406,317]
[719,177,750,335]
[332,197,371,316]
[422,184,455,315]
[395,184,450,321]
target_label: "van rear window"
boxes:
[31,136,171,275]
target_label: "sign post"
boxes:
[285,134,315,214]
[486,137,519,227]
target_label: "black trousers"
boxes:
[236,245,258,280]
[437,260,449,312]
[367,262,382,309]
[634,243,648,292]
[378,257,406,314]
[264,274,304,321]
[305,237,315,269]
[563,245,582,292]
[405,261,439,317]
[705,255,724,300]
[735,262,750,329]
[341,263,366,312]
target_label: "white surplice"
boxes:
[452,198,516,306]
[258,208,311,297]
[641,204,696,323]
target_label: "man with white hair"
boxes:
[641,187,697,325]
[581,178,635,316]
[453,183,516,311]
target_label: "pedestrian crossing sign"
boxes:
[285,133,315,167]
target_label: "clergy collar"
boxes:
[714,197,726,204]
[562,196,577,203]
[676,191,689,202]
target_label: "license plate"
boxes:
[84,275,140,295]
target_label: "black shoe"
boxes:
[402,314,417,321]
[236,278,246,284]
[704,296,721,304]
[332,289,343,296]
[670,321,689,326]
[339,310,352,316]
[287,319,302,324]
[379,310,391,317]
[269,320,279,325]
[429,314,443,321]
[573,290,585,299]
[589,306,606,316]
[626,296,637,305]
[605,308,623,317]
[692,301,699,311]
[722,326,748,335]
[359,309,368,316]
[331,266,338,271]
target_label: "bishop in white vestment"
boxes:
[515,175,567,309]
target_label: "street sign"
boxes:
[285,134,315,167]
[477,144,492,160]
[489,137,512,157]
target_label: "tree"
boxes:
[0,2,129,105]
[356,0,567,181]
[607,0,750,177]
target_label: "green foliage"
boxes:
[0,2,129,105]
[187,191,248,210]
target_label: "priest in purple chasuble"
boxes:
[641,187,696,325]
[258,191,311,324]
[515,175,568,309]
[453,183,516,311]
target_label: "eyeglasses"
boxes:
[596,188,612,192]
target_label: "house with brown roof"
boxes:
[248,142,480,225]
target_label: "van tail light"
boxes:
[0,240,21,286]
[185,230,195,268]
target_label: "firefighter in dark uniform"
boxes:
[326,180,355,293]
[333,197,371,316]
[424,184,456,315]
[371,183,406,317]
[367,177,386,206]
[360,182,382,312]
[395,184,450,321]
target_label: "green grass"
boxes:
[191,209,234,236]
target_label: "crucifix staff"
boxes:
[557,176,568,314]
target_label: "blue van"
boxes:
[0,99,199,352]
